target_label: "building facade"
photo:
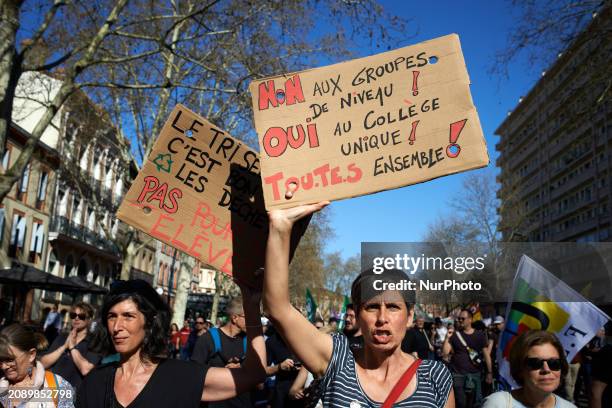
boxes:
[495,9,611,242]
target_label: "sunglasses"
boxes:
[525,357,562,371]
[70,312,88,320]
[195,321,205,325]
[457,317,467,321]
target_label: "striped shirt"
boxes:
[321,334,452,407]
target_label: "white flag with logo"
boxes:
[497,255,610,388]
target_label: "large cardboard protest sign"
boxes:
[117,105,304,284]
[250,34,489,209]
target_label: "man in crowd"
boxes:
[443,309,492,408]
[433,317,448,360]
[186,316,208,358]
[343,303,363,352]
[265,327,302,407]
[191,298,250,407]
[591,343,612,408]
[402,316,434,359]
[43,303,62,344]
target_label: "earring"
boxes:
[27,365,33,376]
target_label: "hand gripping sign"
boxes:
[117,105,307,286]
[249,34,489,210]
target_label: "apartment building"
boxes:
[496,9,611,243]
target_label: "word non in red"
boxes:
[258,74,305,110]
[264,163,363,201]
[137,175,182,214]
[262,123,320,158]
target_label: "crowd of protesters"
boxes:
[0,202,609,407]
[1,291,610,407]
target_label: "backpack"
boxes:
[208,327,247,361]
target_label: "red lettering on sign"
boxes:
[262,123,319,158]
[136,175,182,214]
[258,74,305,110]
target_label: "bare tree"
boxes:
[324,252,360,295]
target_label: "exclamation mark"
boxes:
[408,120,419,145]
[412,71,420,96]
[446,119,467,158]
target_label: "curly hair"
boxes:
[101,292,170,363]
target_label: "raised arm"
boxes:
[201,284,267,402]
[264,200,333,377]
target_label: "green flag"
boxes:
[305,289,317,322]
[337,295,350,331]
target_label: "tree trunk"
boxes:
[120,239,136,280]
[0,0,22,156]
[171,254,192,326]
[210,270,223,324]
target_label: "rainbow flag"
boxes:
[498,255,610,388]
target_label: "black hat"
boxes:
[109,279,169,312]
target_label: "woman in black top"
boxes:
[76,279,265,408]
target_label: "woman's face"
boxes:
[70,307,91,332]
[106,299,147,356]
[522,343,562,394]
[0,345,35,383]
[357,290,412,352]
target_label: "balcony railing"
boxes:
[50,216,119,255]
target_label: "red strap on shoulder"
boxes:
[381,359,422,408]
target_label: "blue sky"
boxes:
[324,0,544,259]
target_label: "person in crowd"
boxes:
[0,323,74,407]
[402,317,434,360]
[483,330,575,408]
[313,318,324,330]
[434,317,448,360]
[343,303,363,352]
[169,323,180,359]
[443,309,492,408]
[75,279,265,407]
[179,319,192,360]
[43,303,62,345]
[264,200,454,407]
[40,302,101,389]
[485,316,504,396]
[191,297,252,407]
[581,326,606,405]
[591,342,611,408]
[564,350,582,403]
[327,317,338,332]
[266,326,303,407]
[186,316,208,358]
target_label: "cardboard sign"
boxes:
[117,105,305,285]
[249,34,489,209]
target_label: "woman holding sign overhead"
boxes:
[75,279,266,408]
[263,193,454,408]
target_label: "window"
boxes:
[18,164,30,201]
[0,207,4,242]
[1,148,10,172]
[28,220,44,263]
[9,212,27,258]
[36,171,48,210]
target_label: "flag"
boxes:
[305,288,317,322]
[498,255,610,388]
[337,295,350,331]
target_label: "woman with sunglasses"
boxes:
[1,323,74,407]
[483,330,576,407]
[41,302,102,389]
[75,279,266,408]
